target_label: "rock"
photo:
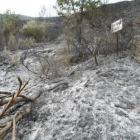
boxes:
[96,105,102,110]
[77,114,94,128]
[46,108,51,116]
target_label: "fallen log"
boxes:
[0,106,31,140]
[0,76,43,140]
[0,93,36,106]
[47,82,68,91]
[0,90,42,127]
[12,117,16,140]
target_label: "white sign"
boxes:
[111,19,123,33]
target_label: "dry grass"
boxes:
[2,47,20,65]
[3,36,35,51]
[48,58,69,78]
[10,53,20,65]
[38,60,49,76]
[2,47,11,58]
[17,38,34,50]
[8,35,17,50]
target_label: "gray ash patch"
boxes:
[1,45,140,140]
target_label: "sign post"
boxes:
[111,19,123,56]
[116,32,119,56]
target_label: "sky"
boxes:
[0,0,133,17]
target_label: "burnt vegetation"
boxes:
[0,0,140,139]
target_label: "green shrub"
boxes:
[21,20,47,42]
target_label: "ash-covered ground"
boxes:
[1,42,140,140]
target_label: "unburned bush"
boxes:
[21,20,47,42]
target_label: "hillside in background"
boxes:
[17,14,36,20]
[0,0,139,22]
[0,13,61,21]
[0,13,35,20]
[108,0,140,23]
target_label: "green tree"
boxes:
[56,0,101,45]
[1,10,19,47]
[56,0,102,65]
